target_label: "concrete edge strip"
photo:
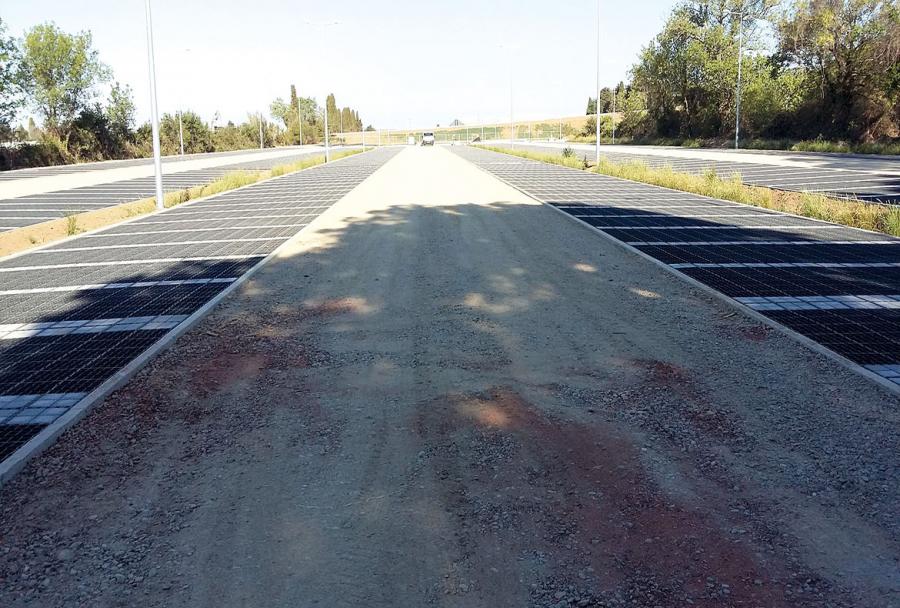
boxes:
[459,147,900,397]
[0,149,385,486]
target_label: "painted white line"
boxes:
[0,314,189,340]
[0,393,88,425]
[670,262,900,269]
[594,225,843,230]
[0,254,264,273]
[132,214,319,226]
[628,240,899,246]
[555,204,756,210]
[0,277,236,296]
[572,213,769,218]
[38,237,284,253]
[735,294,900,311]
[863,364,900,384]
[0,216,57,220]
[83,225,304,237]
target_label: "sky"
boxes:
[3,0,674,130]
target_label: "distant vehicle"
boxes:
[422,132,435,146]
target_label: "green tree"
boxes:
[106,81,135,143]
[0,18,23,129]
[325,93,339,134]
[19,23,110,145]
[630,0,775,138]
[777,0,900,139]
[160,111,212,154]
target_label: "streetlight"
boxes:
[305,20,340,161]
[178,110,184,155]
[595,0,601,166]
[258,113,264,149]
[143,0,164,211]
[498,43,515,146]
[733,6,745,150]
[297,102,303,146]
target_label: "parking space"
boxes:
[505,143,900,203]
[0,149,331,232]
[454,145,900,390]
[0,148,399,464]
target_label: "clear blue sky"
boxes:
[4,0,674,130]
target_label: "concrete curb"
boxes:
[460,146,900,398]
[0,148,377,487]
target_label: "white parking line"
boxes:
[83,225,304,237]
[0,393,88,426]
[0,314,190,340]
[735,294,900,311]
[37,237,284,253]
[595,225,843,230]
[0,277,236,296]
[629,240,899,246]
[670,262,900,269]
[0,254,265,273]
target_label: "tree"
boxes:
[630,0,776,138]
[0,17,23,130]
[19,23,110,145]
[325,93,339,134]
[777,0,900,139]
[160,111,212,155]
[586,96,596,115]
[27,117,41,140]
[270,97,292,128]
[106,81,135,143]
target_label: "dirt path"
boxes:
[1,147,898,607]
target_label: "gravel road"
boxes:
[1,146,898,607]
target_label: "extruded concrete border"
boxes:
[459,146,900,398]
[0,149,381,486]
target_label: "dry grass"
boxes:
[481,145,900,237]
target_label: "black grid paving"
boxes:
[454,145,900,390]
[505,143,900,203]
[0,146,319,180]
[0,148,343,232]
[0,148,399,465]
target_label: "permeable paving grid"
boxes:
[454,146,900,390]
[0,148,399,465]
[507,144,900,204]
[0,149,330,232]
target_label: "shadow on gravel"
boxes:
[1,200,899,608]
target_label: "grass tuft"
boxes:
[479,145,900,237]
[64,213,80,236]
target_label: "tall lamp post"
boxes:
[305,20,340,161]
[595,0,601,166]
[143,0,164,211]
[498,44,514,146]
[733,6,745,150]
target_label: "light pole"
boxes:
[498,44,514,145]
[305,20,340,161]
[178,111,184,155]
[612,84,616,144]
[297,103,303,146]
[734,7,745,150]
[258,113,264,149]
[143,0,164,211]
[595,0,601,166]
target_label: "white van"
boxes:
[422,132,435,146]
